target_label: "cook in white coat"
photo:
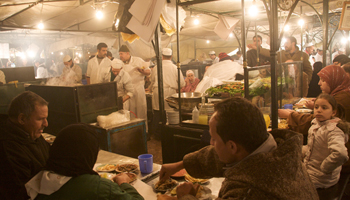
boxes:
[119,45,150,130]
[62,55,82,84]
[107,59,134,105]
[36,59,49,79]
[209,51,219,64]
[151,48,185,139]
[86,43,112,84]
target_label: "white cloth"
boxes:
[0,70,5,84]
[195,60,244,94]
[234,56,243,65]
[123,56,149,126]
[62,64,82,83]
[212,56,219,64]
[332,51,339,62]
[86,57,112,84]
[152,60,185,110]
[315,53,323,63]
[25,170,72,200]
[112,70,134,98]
[36,65,49,78]
[303,118,349,188]
[309,55,315,69]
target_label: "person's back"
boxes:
[34,174,142,200]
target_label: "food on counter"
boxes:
[206,82,244,97]
[155,179,178,191]
[97,164,117,171]
[170,169,187,178]
[184,173,209,184]
[278,119,288,129]
[116,163,138,173]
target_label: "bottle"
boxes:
[198,97,208,125]
[192,106,199,123]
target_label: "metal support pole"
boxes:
[255,21,260,66]
[194,39,197,60]
[155,24,165,125]
[242,0,249,98]
[270,0,278,130]
[176,0,182,124]
[323,1,328,66]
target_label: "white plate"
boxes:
[296,108,313,113]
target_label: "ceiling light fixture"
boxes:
[206,40,210,44]
[341,37,347,44]
[194,18,199,25]
[249,1,258,17]
[298,19,304,27]
[284,25,290,32]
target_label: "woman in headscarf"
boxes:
[181,70,200,92]
[278,65,350,172]
[25,124,143,200]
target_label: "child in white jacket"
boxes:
[303,93,349,189]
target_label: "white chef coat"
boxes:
[112,70,134,98]
[152,60,185,110]
[195,60,244,93]
[315,53,323,63]
[123,56,149,125]
[86,57,111,84]
[0,70,5,84]
[62,64,82,84]
[36,65,49,78]
[212,56,219,64]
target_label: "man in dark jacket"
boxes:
[247,35,270,67]
[0,91,50,200]
[159,97,319,199]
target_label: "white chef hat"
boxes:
[209,51,215,55]
[339,48,345,52]
[305,43,313,48]
[162,48,172,56]
[63,55,72,62]
[318,47,323,51]
[111,59,124,69]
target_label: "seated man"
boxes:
[159,97,318,199]
[0,91,50,199]
[181,70,200,92]
[26,124,143,200]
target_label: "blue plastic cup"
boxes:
[284,104,293,110]
[138,154,153,174]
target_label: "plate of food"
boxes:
[166,184,212,200]
[171,169,187,178]
[184,174,210,185]
[296,108,313,114]
[96,164,117,172]
[153,179,178,193]
[115,163,139,174]
[99,173,115,180]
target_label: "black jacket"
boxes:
[0,120,50,200]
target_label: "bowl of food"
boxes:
[166,92,203,112]
[115,163,139,174]
[296,108,313,114]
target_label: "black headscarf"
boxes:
[45,124,99,177]
[307,62,323,97]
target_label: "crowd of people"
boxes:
[2,37,350,200]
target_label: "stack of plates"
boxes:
[167,110,179,124]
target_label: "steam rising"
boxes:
[46,68,78,86]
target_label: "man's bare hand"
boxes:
[112,173,131,185]
[278,109,294,119]
[159,161,184,183]
[247,43,257,50]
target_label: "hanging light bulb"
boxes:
[60,52,63,55]
[284,25,290,32]
[51,52,53,54]
[249,4,258,17]
[298,19,304,27]
[206,40,210,44]
[96,10,104,19]
[341,37,348,44]
[193,18,199,25]
[229,33,233,38]
[37,22,44,30]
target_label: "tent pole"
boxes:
[270,0,278,130]
[323,1,328,66]
[176,0,182,124]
